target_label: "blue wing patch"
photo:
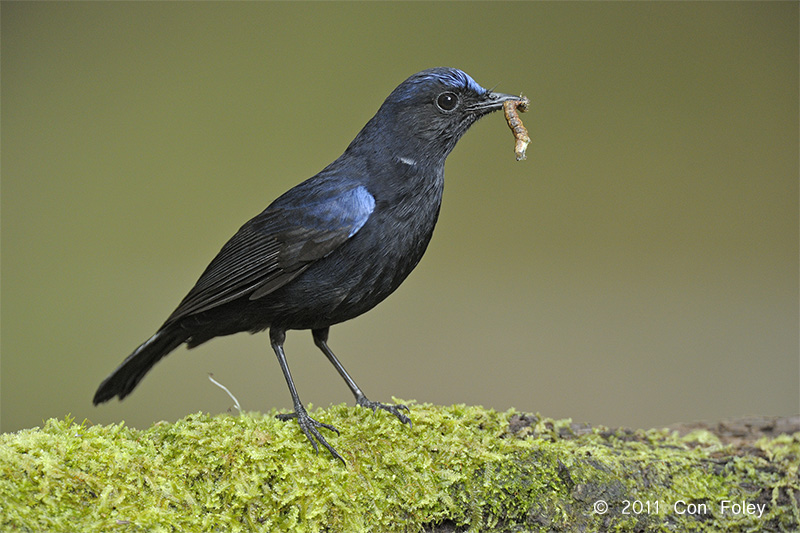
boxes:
[341,186,375,237]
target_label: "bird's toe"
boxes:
[276,409,344,463]
[356,397,412,427]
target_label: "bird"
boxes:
[93,67,525,462]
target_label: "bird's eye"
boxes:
[435,92,459,112]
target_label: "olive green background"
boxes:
[2,2,797,434]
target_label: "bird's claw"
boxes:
[275,399,410,463]
[356,397,412,427]
[276,409,344,463]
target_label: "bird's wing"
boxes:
[164,184,375,323]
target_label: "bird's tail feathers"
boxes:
[93,327,186,405]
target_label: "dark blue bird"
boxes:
[93,67,525,461]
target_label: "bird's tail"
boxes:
[93,327,186,405]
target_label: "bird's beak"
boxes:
[469,92,527,115]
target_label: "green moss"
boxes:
[1,404,797,532]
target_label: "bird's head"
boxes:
[350,67,525,166]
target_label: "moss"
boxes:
[1,404,797,532]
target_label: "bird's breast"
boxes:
[259,167,445,330]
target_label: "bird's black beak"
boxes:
[468,92,527,115]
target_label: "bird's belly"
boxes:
[255,213,436,331]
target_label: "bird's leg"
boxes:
[270,328,344,463]
[312,327,412,427]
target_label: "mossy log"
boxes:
[1,404,798,532]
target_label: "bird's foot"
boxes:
[356,396,412,427]
[276,408,344,463]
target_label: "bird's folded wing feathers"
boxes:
[164,185,375,322]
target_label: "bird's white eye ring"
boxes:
[436,92,459,112]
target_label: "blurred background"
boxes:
[2,2,797,434]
